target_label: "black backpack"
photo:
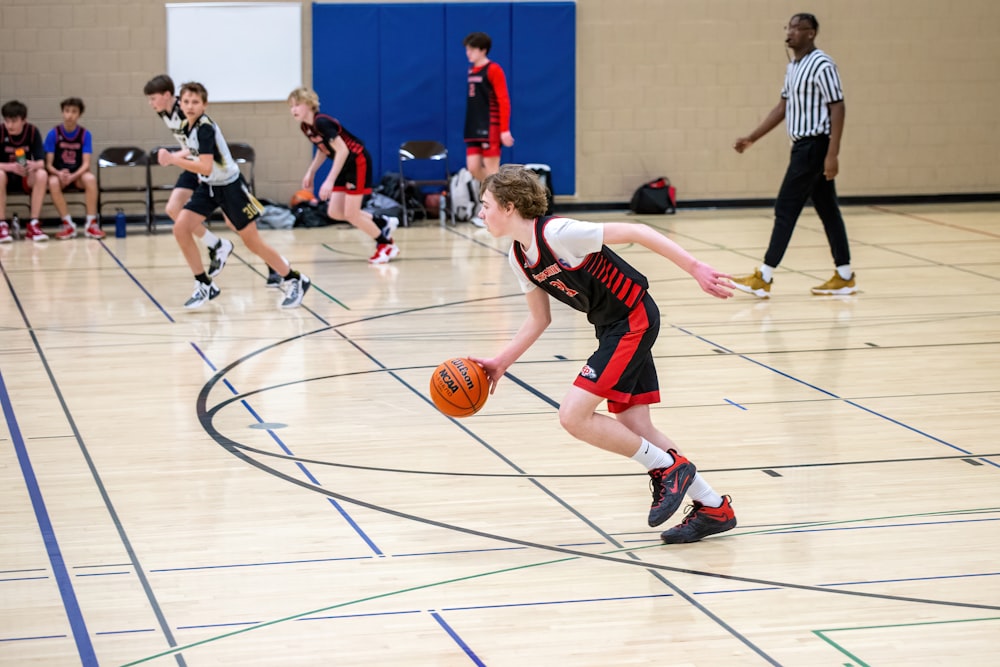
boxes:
[629,177,676,214]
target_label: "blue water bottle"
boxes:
[115,208,127,238]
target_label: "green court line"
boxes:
[813,615,1000,667]
[120,555,575,666]
[121,505,1000,665]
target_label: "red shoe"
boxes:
[26,220,49,242]
[647,450,696,527]
[84,221,105,239]
[368,243,400,264]
[0,222,11,244]
[56,222,78,240]
[660,496,737,544]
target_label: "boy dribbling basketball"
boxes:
[471,165,738,543]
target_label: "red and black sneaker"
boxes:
[660,496,737,544]
[647,450,696,527]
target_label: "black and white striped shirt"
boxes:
[781,48,844,141]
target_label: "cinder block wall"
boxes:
[1,0,997,213]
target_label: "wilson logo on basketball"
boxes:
[451,359,476,389]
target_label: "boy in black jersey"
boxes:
[472,165,738,544]
[288,87,399,264]
[0,100,49,242]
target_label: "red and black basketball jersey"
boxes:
[464,61,511,141]
[300,113,366,159]
[513,217,649,326]
[50,125,87,171]
[1,123,43,163]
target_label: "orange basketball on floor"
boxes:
[429,358,489,418]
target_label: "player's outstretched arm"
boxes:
[602,222,733,299]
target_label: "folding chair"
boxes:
[147,145,184,227]
[97,146,152,231]
[398,140,453,227]
[229,142,256,195]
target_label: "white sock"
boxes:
[687,473,723,507]
[630,438,675,470]
[759,264,775,283]
[836,264,853,280]
[62,215,74,226]
[85,215,97,225]
[201,230,220,247]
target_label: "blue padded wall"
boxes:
[510,1,575,196]
[311,2,575,195]
[310,3,380,190]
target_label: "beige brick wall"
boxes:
[1,0,997,211]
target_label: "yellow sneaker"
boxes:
[811,272,857,295]
[730,269,772,298]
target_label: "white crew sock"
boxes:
[759,264,775,283]
[836,264,853,280]
[687,473,723,508]
[201,229,220,248]
[631,438,676,470]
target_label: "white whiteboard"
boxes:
[166,2,302,103]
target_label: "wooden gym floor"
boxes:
[1,202,998,666]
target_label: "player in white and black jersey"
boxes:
[144,75,282,287]
[471,165,739,544]
[731,13,856,298]
[157,81,310,309]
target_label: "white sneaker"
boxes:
[382,215,399,241]
[470,216,486,228]
[279,274,311,308]
[208,238,234,277]
[183,280,220,309]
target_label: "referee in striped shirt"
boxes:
[731,12,856,297]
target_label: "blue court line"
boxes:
[430,611,486,667]
[190,342,384,556]
[0,370,98,666]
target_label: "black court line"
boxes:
[191,311,1000,664]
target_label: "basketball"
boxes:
[429,358,489,418]
[290,188,317,207]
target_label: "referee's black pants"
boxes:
[764,134,851,269]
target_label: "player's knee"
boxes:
[165,201,182,221]
[557,405,586,438]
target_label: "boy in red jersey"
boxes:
[288,87,400,265]
[46,97,103,239]
[472,165,738,544]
